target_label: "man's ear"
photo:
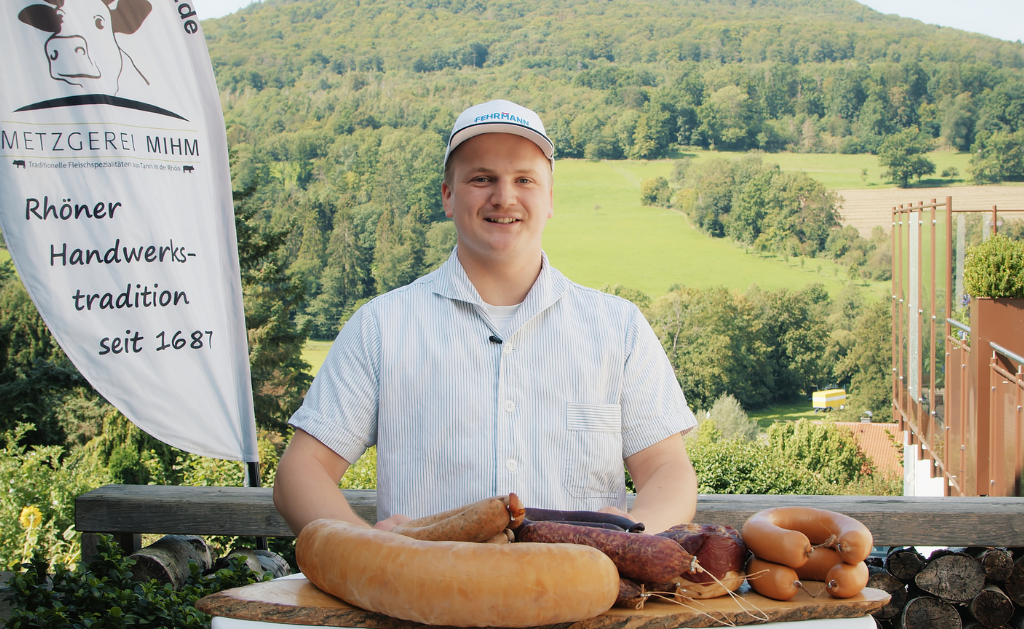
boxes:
[442,181,454,218]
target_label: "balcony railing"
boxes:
[892,197,1024,497]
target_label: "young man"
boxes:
[274,100,698,535]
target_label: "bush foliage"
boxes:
[963,234,1024,299]
[5,535,268,629]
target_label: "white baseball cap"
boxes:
[444,99,555,170]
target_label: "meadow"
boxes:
[0,247,9,264]
[543,159,886,298]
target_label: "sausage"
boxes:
[794,547,844,581]
[823,561,869,598]
[514,520,694,583]
[532,520,626,532]
[658,523,747,583]
[792,547,869,599]
[297,519,619,627]
[746,556,802,601]
[525,508,645,533]
[392,494,520,543]
[742,507,873,567]
[614,578,647,609]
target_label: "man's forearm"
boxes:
[628,460,697,534]
[273,429,372,534]
[624,434,698,534]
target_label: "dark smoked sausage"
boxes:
[514,520,693,583]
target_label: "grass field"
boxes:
[747,400,827,430]
[304,340,332,377]
[0,248,9,264]
[545,159,888,298]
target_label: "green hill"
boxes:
[201,0,1023,339]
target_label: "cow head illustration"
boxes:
[18,0,152,95]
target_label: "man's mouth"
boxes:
[486,217,519,224]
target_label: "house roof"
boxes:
[816,421,904,479]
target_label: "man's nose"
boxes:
[490,178,517,208]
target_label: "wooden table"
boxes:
[197,576,890,629]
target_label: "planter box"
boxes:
[968,298,1024,496]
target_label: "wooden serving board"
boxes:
[197,577,890,628]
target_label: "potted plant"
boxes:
[964,233,1024,356]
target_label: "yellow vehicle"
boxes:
[812,389,847,412]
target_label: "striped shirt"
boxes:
[290,248,697,521]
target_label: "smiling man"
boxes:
[274,100,698,536]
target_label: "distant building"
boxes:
[813,421,903,479]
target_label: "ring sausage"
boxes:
[823,561,869,598]
[742,507,873,567]
[746,557,802,601]
[794,547,869,598]
[297,519,619,627]
[794,547,843,581]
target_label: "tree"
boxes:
[707,394,759,441]
[877,127,935,187]
[234,187,312,431]
[970,129,1024,183]
[640,177,671,207]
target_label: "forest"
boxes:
[2,0,1023,570]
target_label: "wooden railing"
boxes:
[76,485,1024,562]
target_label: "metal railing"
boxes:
[893,200,1024,497]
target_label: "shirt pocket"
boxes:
[562,402,624,499]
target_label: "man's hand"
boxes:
[374,513,412,531]
[622,433,697,534]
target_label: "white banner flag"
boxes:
[0,0,258,462]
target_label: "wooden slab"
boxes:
[196,577,890,628]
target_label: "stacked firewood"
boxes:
[867,547,1024,629]
[129,535,291,590]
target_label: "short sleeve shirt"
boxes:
[289,248,697,521]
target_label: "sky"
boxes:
[196,0,1022,44]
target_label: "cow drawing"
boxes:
[18,0,152,96]
[13,160,27,168]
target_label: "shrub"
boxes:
[766,419,870,486]
[963,234,1024,299]
[5,535,267,628]
[640,177,671,207]
[707,394,759,441]
[687,421,826,494]
[0,424,111,569]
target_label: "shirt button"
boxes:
[502,345,513,355]
[506,459,518,472]
[505,400,515,413]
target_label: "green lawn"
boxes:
[0,248,9,264]
[747,400,830,430]
[303,340,332,377]
[545,159,887,298]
